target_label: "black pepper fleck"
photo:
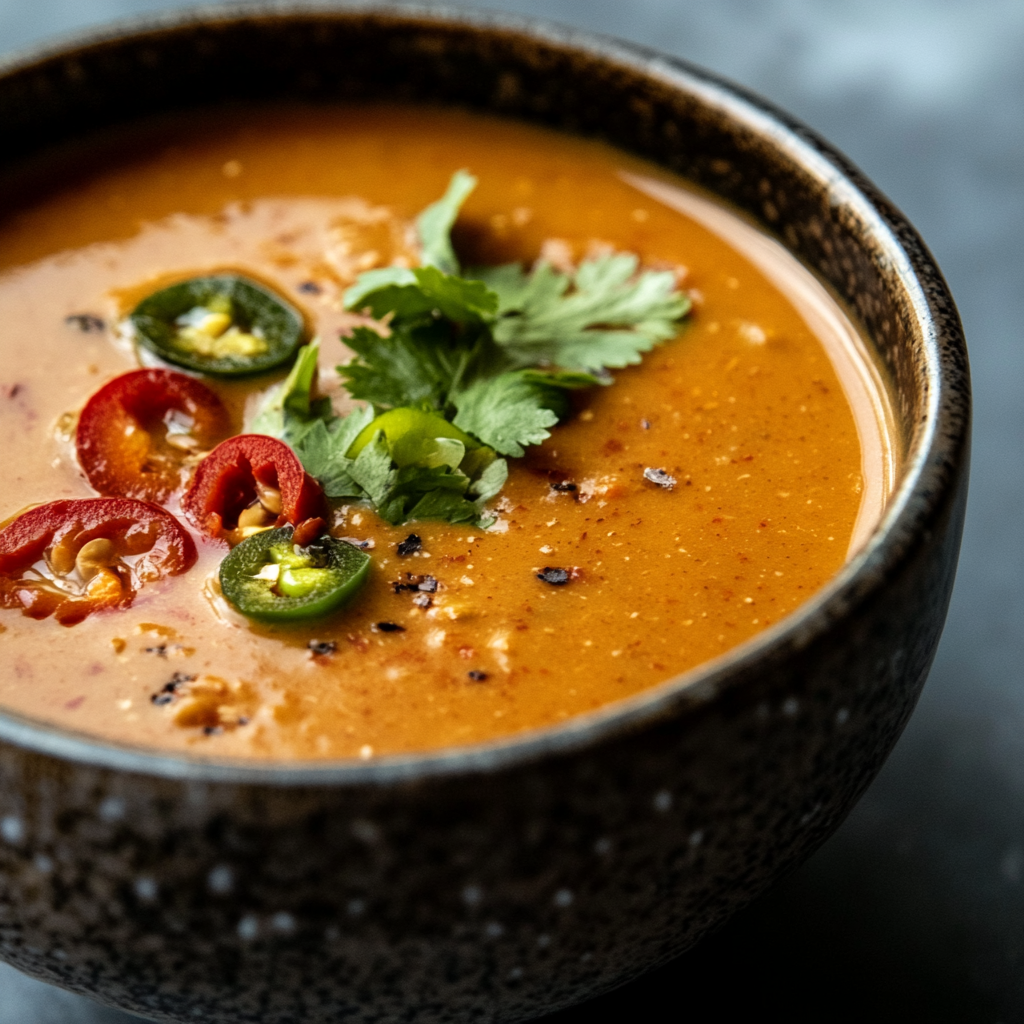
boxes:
[150,671,196,705]
[641,419,652,430]
[643,467,677,489]
[65,313,105,333]
[551,482,577,493]
[340,537,374,550]
[396,534,422,556]
[297,281,322,294]
[375,622,405,633]
[308,640,337,656]
[537,567,570,586]
[468,670,489,682]
[203,726,223,737]
[145,645,168,657]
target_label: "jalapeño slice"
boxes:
[131,274,305,377]
[219,526,370,623]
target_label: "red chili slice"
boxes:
[76,368,229,504]
[0,498,197,626]
[181,434,327,542]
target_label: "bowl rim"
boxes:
[0,1,969,787]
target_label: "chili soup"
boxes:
[0,104,893,759]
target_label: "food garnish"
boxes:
[181,434,327,543]
[130,273,305,376]
[0,498,197,625]
[536,567,571,586]
[76,368,229,503]
[257,171,691,527]
[218,526,370,623]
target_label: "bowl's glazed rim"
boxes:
[0,1,968,787]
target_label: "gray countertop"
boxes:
[1,1,1021,1021]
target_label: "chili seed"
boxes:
[397,534,422,556]
[643,467,677,489]
[375,622,405,633]
[537,567,570,586]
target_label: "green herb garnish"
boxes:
[255,172,690,526]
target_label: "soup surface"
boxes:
[0,105,891,759]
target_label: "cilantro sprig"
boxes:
[255,171,690,526]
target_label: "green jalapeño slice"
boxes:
[130,273,305,377]
[219,526,371,623]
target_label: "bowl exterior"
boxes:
[0,7,969,1023]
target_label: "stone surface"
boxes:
[0,1,1020,1022]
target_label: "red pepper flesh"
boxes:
[0,498,197,626]
[76,368,229,504]
[181,434,327,541]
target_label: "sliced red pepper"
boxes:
[0,498,197,626]
[181,434,327,543]
[76,368,229,504]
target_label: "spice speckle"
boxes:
[64,313,105,333]
[537,567,570,586]
[397,534,422,557]
[375,622,405,633]
[468,670,489,682]
[643,467,677,489]
[307,640,337,657]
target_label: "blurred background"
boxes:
[0,1,1021,1021]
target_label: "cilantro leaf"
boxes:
[293,405,376,498]
[338,324,459,410]
[452,371,562,457]
[345,265,498,325]
[473,253,690,371]
[416,169,477,275]
[251,342,333,443]
[317,174,692,528]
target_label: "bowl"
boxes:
[0,5,969,1022]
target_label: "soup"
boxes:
[0,105,892,759]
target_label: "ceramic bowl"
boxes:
[0,5,969,1022]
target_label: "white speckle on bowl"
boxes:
[593,837,611,855]
[652,789,673,813]
[508,967,524,981]
[134,877,158,902]
[99,797,126,822]
[237,915,259,941]
[553,888,574,908]
[580,951,593,963]
[462,884,482,907]
[836,707,850,726]
[33,854,53,875]
[53,949,67,961]
[484,921,504,938]
[1001,847,1022,884]
[208,865,234,895]
[1,816,24,844]
[782,697,800,717]
[689,830,705,847]
[347,898,366,917]
[271,912,296,934]
[351,819,380,844]
[325,926,341,941]
[536,934,551,949]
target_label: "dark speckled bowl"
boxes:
[0,4,969,1022]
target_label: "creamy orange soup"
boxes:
[0,105,892,758]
